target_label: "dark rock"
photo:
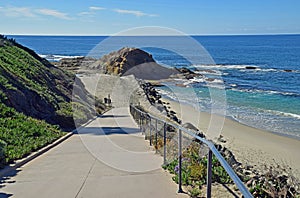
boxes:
[244,171,252,176]
[182,122,199,131]
[175,67,202,80]
[185,74,197,80]
[201,69,217,74]
[170,115,179,123]
[176,67,195,74]
[284,69,293,72]
[218,135,226,143]
[196,132,205,138]
[215,144,222,151]
[206,78,216,82]
[166,124,176,132]
[148,98,155,104]
[245,66,257,69]
[169,110,176,115]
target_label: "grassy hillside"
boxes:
[0,102,64,167]
[0,35,105,167]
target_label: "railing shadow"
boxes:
[75,127,141,136]
[98,115,129,118]
[222,184,240,198]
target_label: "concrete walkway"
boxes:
[0,107,187,198]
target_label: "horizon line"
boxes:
[4,33,300,37]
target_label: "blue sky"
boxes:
[1,0,299,35]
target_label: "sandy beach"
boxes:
[161,97,300,178]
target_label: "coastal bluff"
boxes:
[57,47,180,80]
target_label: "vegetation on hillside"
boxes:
[0,103,65,167]
[0,35,106,167]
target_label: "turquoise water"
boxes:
[8,35,300,138]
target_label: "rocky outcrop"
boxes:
[139,81,182,124]
[54,57,96,72]
[89,47,156,74]
[87,47,179,80]
[57,48,210,81]
[175,67,203,80]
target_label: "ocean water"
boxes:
[8,35,300,138]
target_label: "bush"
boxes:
[162,142,232,191]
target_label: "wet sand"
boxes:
[162,97,300,178]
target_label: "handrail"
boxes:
[130,105,253,198]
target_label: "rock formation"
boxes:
[88,47,179,80]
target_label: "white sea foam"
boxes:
[194,70,224,76]
[230,87,299,97]
[193,64,253,70]
[38,54,84,62]
[190,77,205,83]
[206,78,224,84]
[266,110,300,120]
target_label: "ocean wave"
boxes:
[158,86,300,137]
[193,64,249,70]
[191,78,205,83]
[194,70,225,76]
[38,54,84,62]
[266,110,300,120]
[230,87,300,97]
[206,78,224,84]
[193,64,300,74]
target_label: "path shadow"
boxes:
[76,127,141,136]
[0,193,13,198]
[0,168,20,196]
[98,115,129,118]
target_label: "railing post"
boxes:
[129,106,253,198]
[155,119,158,153]
[163,123,167,165]
[139,112,142,132]
[142,113,145,133]
[207,150,212,198]
[149,117,152,146]
[178,129,183,193]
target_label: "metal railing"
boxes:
[130,105,253,198]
